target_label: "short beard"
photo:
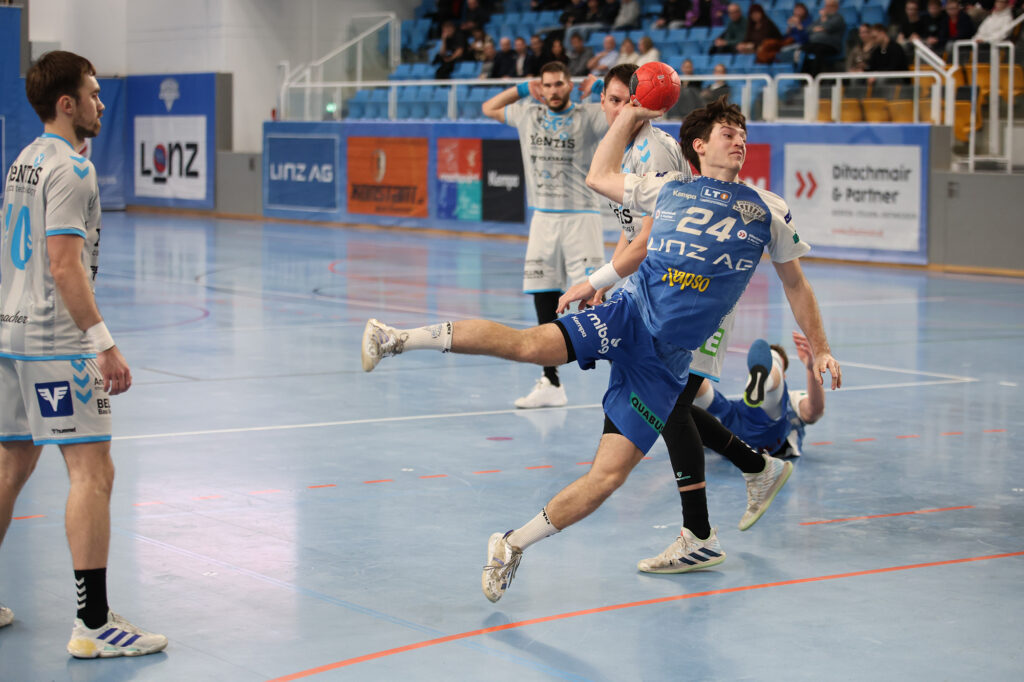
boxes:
[74,122,100,140]
[547,97,570,113]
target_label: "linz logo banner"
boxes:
[265,134,338,211]
[481,139,525,223]
[134,115,206,200]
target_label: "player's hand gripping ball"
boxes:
[629,62,681,111]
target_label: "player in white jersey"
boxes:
[481,61,608,409]
[0,51,166,657]
[359,97,840,601]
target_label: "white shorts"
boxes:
[688,306,737,382]
[523,211,605,293]
[0,357,112,445]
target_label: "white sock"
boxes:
[507,508,560,550]
[399,322,453,352]
[761,351,785,420]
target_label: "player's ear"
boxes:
[692,137,705,158]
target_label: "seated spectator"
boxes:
[600,0,622,25]
[776,2,812,65]
[567,33,595,75]
[434,20,466,79]
[653,0,692,30]
[530,34,546,64]
[636,36,662,65]
[702,62,732,102]
[897,1,929,50]
[847,23,873,71]
[942,0,977,55]
[511,36,540,78]
[974,0,1015,43]
[546,38,571,65]
[736,3,783,61]
[565,0,613,44]
[613,0,643,30]
[921,0,947,52]
[588,34,620,74]
[491,36,517,78]
[865,23,909,77]
[467,28,493,62]
[801,0,846,76]
[561,0,590,27]
[479,40,498,78]
[616,37,639,64]
[710,4,749,54]
[686,0,729,28]
[668,59,705,119]
[460,0,490,36]
[427,0,460,39]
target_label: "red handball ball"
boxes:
[629,62,681,111]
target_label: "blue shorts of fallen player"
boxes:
[556,290,690,453]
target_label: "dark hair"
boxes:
[770,344,789,371]
[605,63,638,91]
[540,61,572,79]
[25,50,96,123]
[678,95,746,172]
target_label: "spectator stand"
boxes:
[948,38,1019,172]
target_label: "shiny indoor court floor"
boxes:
[1,211,1021,681]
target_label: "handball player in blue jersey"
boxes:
[360,97,841,602]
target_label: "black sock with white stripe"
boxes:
[74,568,109,629]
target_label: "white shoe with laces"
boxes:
[361,318,405,372]
[637,527,726,574]
[739,453,793,531]
[0,604,13,628]
[514,376,567,409]
[66,611,167,658]
[482,531,523,603]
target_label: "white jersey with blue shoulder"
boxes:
[1,133,101,360]
[609,121,688,240]
[504,99,607,213]
[620,172,809,349]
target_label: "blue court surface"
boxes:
[1,211,1022,681]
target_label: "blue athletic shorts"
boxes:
[559,290,690,453]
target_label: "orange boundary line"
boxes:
[308,484,336,489]
[13,514,44,520]
[266,550,1024,682]
[525,465,552,470]
[419,474,448,479]
[800,505,975,525]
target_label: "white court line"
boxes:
[113,377,973,441]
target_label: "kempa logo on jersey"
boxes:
[700,187,731,205]
[732,200,767,225]
[35,381,73,418]
[672,190,697,200]
[486,171,519,190]
[629,392,665,433]
[586,312,621,355]
[269,162,333,183]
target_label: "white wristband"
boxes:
[588,262,622,290]
[85,321,115,352]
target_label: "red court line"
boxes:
[250,489,281,495]
[801,505,975,525]
[811,441,832,446]
[853,438,876,442]
[526,465,553,470]
[576,461,593,466]
[473,470,501,475]
[984,429,1006,433]
[419,474,448,479]
[364,479,393,484]
[308,484,336,489]
[13,515,44,520]
[896,434,920,439]
[133,501,164,507]
[194,495,222,500]
[942,431,963,436]
[266,550,1024,682]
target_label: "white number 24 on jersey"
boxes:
[675,207,735,242]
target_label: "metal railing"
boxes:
[278,12,400,121]
[815,70,944,123]
[949,39,1016,173]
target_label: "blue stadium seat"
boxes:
[390,63,414,80]
[839,8,860,30]
[411,63,434,80]
[688,26,711,41]
[860,6,886,24]
[770,9,790,28]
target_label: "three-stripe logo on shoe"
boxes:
[76,577,87,609]
[98,627,142,647]
[679,547,722,567]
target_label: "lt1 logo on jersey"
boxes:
[36,381,74,418]
[700,186,732,205]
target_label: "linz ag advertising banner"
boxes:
[126,73,216,209]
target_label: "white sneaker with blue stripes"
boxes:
[637,527,726,574]
[0,604,13,628]
[67,611,167,658]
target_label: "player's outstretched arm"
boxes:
[48,234,132,395]
[482,81,537,122]
[793,331,826,423]
[586,106,660,204]
[773,258,841,390]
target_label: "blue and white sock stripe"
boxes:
[98,627,141,647]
